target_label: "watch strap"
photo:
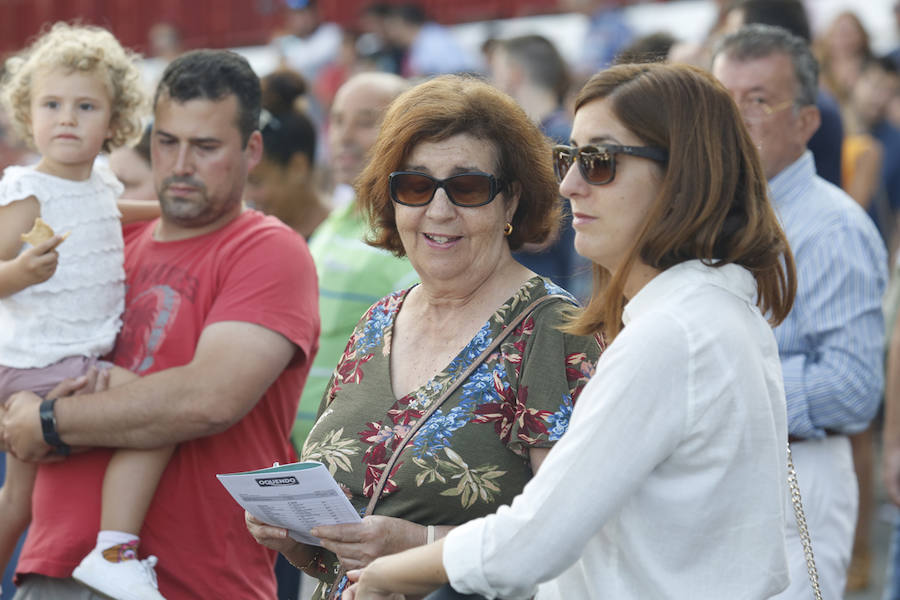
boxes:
[39,398,70,456]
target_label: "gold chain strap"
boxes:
[786,443,822,600]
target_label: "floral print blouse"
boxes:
[301,276,602,598]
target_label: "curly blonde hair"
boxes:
[1,22,146,152]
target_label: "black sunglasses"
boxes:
[388,171,502,207]
[552,144,668,185]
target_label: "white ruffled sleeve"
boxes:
[0,165,42,206]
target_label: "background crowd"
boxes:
[3,0,900,599]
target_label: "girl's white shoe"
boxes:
[72,548,166,600]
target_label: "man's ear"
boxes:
[796,103,822,146]
[245,130,263,171]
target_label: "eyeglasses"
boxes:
[736,97,795,121]
[388,171,502,207]
[552,144,668,186]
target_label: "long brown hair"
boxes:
[566,63,796,339]
[356,74,561,255]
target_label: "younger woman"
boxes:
[342,62,797,599]
[0,23,165,600]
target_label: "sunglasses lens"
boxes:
[391,173,436,206]
[580,151,614,184]
[552,148,574,183]
[445,174,493,206]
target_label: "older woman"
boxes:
[343,63,797,599]
[246,75,602,599]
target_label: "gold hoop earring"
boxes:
[504,222,513,236]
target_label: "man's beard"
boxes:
[158,175,213,226]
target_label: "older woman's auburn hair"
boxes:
[1,22,147,152]
[566,62,796,339]
[356,74,561,254]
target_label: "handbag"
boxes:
[326,293,571,600]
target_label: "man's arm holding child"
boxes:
[2,319,296,460]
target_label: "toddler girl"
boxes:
[0,23,169,600]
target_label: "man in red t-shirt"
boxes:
[2,49,320,599]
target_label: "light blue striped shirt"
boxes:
[770,151,888,437]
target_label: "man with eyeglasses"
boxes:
[712,25,887,600]
[720,0,844,189]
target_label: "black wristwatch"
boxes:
[39,398,70,456]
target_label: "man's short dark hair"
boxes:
[155,49,261,146]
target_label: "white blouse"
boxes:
[443,260,790,599]
[0,163,124,368]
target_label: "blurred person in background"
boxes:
[261,67,308,115]
[830,45,895,599]
[849,56,900,250]
[561,0,633,76]
[666,0,731,69]
[246,70,329,239]
[141,22,184,95]
[271,0,342,87]
[811,11,885,216]
[382,3,478,78]
[839,68,885,216]
[314,31,364,112]
[0,103,36,169]
[291,72,417,452]
[255,71,329,600]
[148,23,183,65]
[816,11,874,106]
[490,35,572,142]
[252,68,326,600]
[357,3,404,75]
[490,34,590,300]
[109,124,156,202]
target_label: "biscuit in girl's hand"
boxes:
[20,217,68,247]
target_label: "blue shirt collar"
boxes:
[768,150,816,209]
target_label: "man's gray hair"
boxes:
[713,24,819,107]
